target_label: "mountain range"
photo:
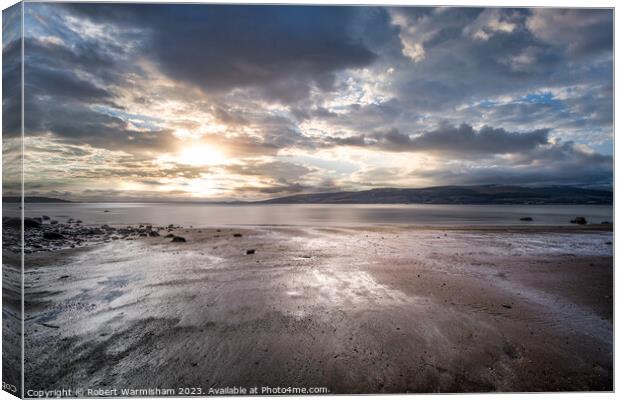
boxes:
[257,185,613,205]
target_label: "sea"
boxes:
[3,203,614,227]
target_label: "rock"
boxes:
[25,218,42,228]
[104,210,110,213]
[76,220,83,224]
[165,233,174,238]
[172,236,186,243]
[148,231,160,237]
[42,215,50,220]
[4,217,42,229]
[3,217,20,228]
[233,233,243,237]
[570,217,587,225]
[501,304,512,309]
[43,232,64,240]
[519,217,533,221]
[50,220,59,225]
[246,249,256,255]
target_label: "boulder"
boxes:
[171,236,186,243]
[519,217,533,221]
[42,215,50,220]
[233,233,243,237]
[50,220,59,225]
[246,249,256,255]
[570,217,587,225]
[148,231,160,237]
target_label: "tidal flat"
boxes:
[18,223,613,393]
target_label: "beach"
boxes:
[14,221,613,394]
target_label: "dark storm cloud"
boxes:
[63,4,378,102]
[329,124,550,156]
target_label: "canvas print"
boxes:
[2,2,614,397]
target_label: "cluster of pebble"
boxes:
[2,216,186,254]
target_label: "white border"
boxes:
[0,2,615,400]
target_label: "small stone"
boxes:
[570,217,587,225]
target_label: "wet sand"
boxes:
[22,225,613,393]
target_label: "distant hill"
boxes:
[2,196,71,203]
[257,185,613,205]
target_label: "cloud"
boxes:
[62,4,378,103]
[526,9,613,58]
[16,4,614,199]
[330,123,550,156]
[414,140,612,187]
[463,8,519,41]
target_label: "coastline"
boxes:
[15,222,614,393]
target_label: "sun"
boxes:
[178,144,227,166]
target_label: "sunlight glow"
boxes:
[178,144,227,166]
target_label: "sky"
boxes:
[2,4,614,201]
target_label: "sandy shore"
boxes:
[21,224,612,394]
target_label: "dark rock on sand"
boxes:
[50,220,59,225]
[570,217,587,225]
[233,233,243,237]
[520,217,533,221]
[43,232,64,240]
[165,233,174,238]
[149,231,160,237]
[246,249,256,255]
[172,236,187,243]
[42,215,50,220]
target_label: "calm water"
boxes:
[4,203,614,227]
